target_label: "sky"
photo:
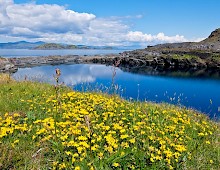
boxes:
[0,0,220,47]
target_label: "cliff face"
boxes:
[203,28,220,43]
[199,28,220,51]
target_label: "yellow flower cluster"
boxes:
[0,113,29,143]
[0,91,218,169]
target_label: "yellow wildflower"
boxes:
[205,140,211,145]
[129,138,135,144]
[112,162,120,167]
[75,166,81,170]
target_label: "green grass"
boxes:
[0,73,220,169]
[211,54,220,62]
[171,54,200,60]
[0,74,70,113]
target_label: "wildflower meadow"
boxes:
[0,73,219,169]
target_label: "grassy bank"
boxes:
[0,74,219,169]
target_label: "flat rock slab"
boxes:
[8,55,119,68]
[0,58,17,73]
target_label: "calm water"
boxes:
[0,49,126,58]
[12,64,220,119]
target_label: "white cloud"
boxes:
[12,27,37,38]
[136,14,143,19]
[0,0,95,37]
[0,0,193,46]
[190,37,205,42]
[37,32,83,44]
[0,0,12,26]
[126,31,153,42]
[126,31,187,43]
[109,14,143,20]
[156,33,187,43]
[82,18,129,45]
[12,64,115,85]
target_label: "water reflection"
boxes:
[12,64,114,85]
[121,66,220,80]
[12,64,220,119]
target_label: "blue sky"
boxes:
[1,0,220,46]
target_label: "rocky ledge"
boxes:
[6,55,119,69]
[0,58,18,73]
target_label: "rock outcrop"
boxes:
[120,28,220,70]
[0,58,17,73]
[143,28,220,53]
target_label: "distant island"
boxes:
[33,43,81,50]
[33,43,114,50]
[0,41,115,50]
[0,41,45,49]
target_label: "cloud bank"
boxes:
[0,0,189,46]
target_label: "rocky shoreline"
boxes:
[0,52,219,79]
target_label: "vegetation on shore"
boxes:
[33,43,78,50]
[0,73,219,169]
[33,43,114,50]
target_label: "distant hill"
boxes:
[0,41,45,49]
[33,43,115,50]
[33,43,81,50]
